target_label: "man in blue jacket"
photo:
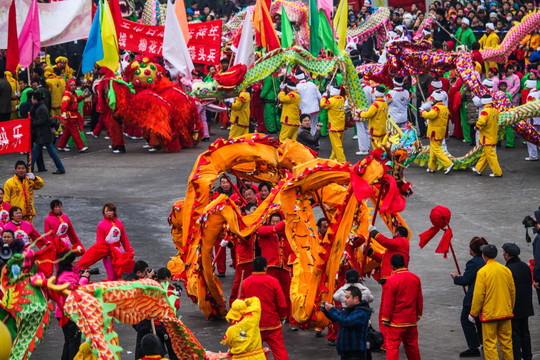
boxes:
[322,286,372,360]
[451,236,487,358]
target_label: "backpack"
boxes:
[366,324,384,352]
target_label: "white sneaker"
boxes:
[444,163,454,175]
[352,135,358,140]
[426,169,435,173]
[79,147,88,153]
[489,173,502,177]
[471,167,481,175]
[142,144,152,149]
[525,157,538,161]
[356,151,369,155]
[104,136,110,140]
[58,147,70,152]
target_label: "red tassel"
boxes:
[419,226,440,248]
[435,227,453,258]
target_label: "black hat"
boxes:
[480,244,497,258]
[502,243,520,257]
[141,334,165,356]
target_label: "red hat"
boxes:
[419,205,453,258]
[67,78,77,86]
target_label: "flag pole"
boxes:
[27,66,32,173]
[449,242,466,295]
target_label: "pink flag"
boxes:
[18,0,41,68]
[318,0,332,19]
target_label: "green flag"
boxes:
[281,5,294,48]
[309,0,320,57]
[319,9,337,55]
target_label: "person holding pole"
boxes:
[450,237,487,358]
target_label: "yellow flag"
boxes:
[97,0,119,72]
[333,0,348,52]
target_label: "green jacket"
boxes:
[261,77,279,102]
[455,27,476,50]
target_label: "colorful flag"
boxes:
[163,0,194,79]
[333,0,348,52]
[318,0,333,19]
[18,0,40,68]
[309,0,320,57]
[97,0,119,72]
[319,9,337,55]
[281,5,294,48]
[6,0,19,73]
[234,14,255,67]
[175,0,190,43]
[253,0,280,52]
[82,1,104,74]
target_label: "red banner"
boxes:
[186,21,222,65]
[111,1,221,64]
[0,118,31,154]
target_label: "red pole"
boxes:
[449,242,467,295]
[360,181,385,277]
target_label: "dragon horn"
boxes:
[34,276,71,295]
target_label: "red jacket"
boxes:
[242,272,288,330]
[235,235,255,265]
[44,212,85,255]
[61,90,84,114]
[256,221,292,270]
[381,268,423,327]
[369,231,409,281]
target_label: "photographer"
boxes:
[1,229,25,267]
[530,208,540,304]
[55,250,95,360]
[321,286,372,360]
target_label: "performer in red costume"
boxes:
[78,203,134,280]
[57,79,87,153]
[256,213,293,323]
[242,256,289,360]
[381,254,423,360]
[44,199,85,256]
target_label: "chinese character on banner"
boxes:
[187,20,222,65]
[0,119,31,155]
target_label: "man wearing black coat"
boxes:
[502,243,533,360]
[30,92,65,174]
[532,208,540,305]
[297,114,321,154]
[432,9,451,44]
[0,70,12,122]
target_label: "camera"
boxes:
[0,244,12,261]
[522,215,537,228]
[81,267,100,276]
[523,207,540,243]
[320,301,326,310]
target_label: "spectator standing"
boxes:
[3,160,44,223]
[479,23,500,77]
[451,237,487,357]
[380,254,423,360]
[0,71,12,121]
[297,114,322,153]
[455,18,476,50]
[470,244,515,360]
[502,243,533,360]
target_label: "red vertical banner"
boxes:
[186,20,222,65]
[0,119,32,154]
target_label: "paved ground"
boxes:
[2,125,540,360]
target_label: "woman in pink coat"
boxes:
[44,199,85,256]
[78,203,134,280]
[4,206,46,248]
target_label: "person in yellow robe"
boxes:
[228,90,251,139]
[420,90,455,174]
[519,31,540,65]
[478,23,500,78]
[278,82,301,142]
[358,86,388,149]
[53,56,75,81]
[320,85,346,162]
[46,66,67,118]
[222,297,266,360]
[3,160,44,223]
[5,71,19,119]
[472,95,502,177]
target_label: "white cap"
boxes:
[482,78,494,87]
[388,31,397,39]
[432,90,445,102]
[395,25,404,33]
[287,83,297,90]
[392,77,404,86]
[486,23,495,31]
[294,72,305,80]
[481,96,492,105]
[329,86,340,96]
[461,18,470,26]
[525,79,537,89]
[431,80,442,89]
[423,29,431,36]
[374,87,385,97]
[489,12,498,18]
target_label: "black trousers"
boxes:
[340,351,370,360]
[60,319,82,360]
[512,317,532,360]
[461,306,482,350]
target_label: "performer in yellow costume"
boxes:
[320,85,346,162]
[420,90,454,174]
[472,95,502,177]
[228,90,251,139]
[278,82,301,142]
[5,71,19,119]
[359,85,388,149]
[222,297,266,360]
[53,56,75,80]
[478,23,500,78]
[45,66,67,118]
[3,165,44,223]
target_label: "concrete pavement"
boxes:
[2,126,539,359]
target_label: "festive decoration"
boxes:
[346,7,391,49]
[419,205,453,258]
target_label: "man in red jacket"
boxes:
[381,254,423,360]
[57,79,87,152]
[364,224,410,349]
[256,213,293,323]
[242,256,289,360]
